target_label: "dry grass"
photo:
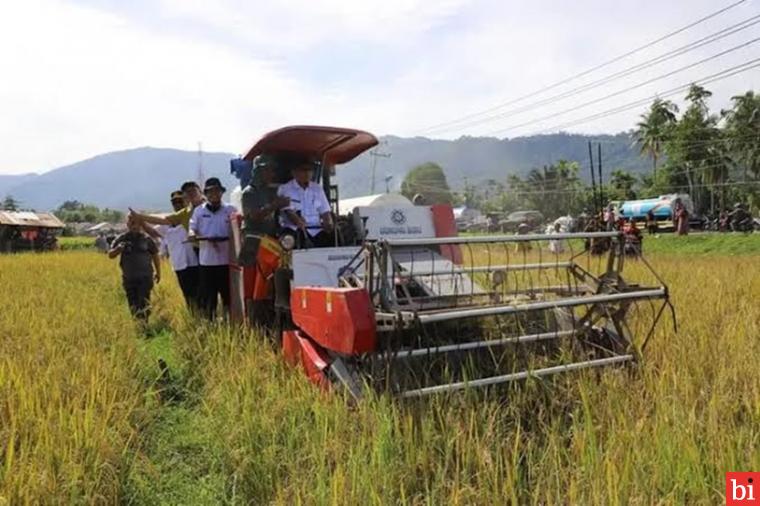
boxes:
[1,247,759,504]
[0,252,149,504]
[189,254,760,504]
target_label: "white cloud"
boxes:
[0,0,471,173]
[156,0,468,50]
[0,0,758,174]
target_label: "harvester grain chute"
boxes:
[229,125,674,399]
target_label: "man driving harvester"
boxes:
[277,161,334,248]
[240,156,290,324]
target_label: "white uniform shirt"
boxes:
[277,179,331,236]
[189,202,237,266]
[158,224,198,272]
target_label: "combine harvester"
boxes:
[230,125,674,399]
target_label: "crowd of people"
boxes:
[107,159,335,327]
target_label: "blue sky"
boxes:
[0,0,758,174]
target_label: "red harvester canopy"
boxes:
[243,125,378,166]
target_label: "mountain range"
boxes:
[1,132,648,212]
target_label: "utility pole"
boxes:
[369,142,391,194]
[588,142,598,215]
[197,141,205,185]
[384,175,394,194]
[597,143,604,210]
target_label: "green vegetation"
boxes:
[58,236,96,251]
[504,160,588,216]
[2,244,759,504]
[643,232,760,256]
[0,195,20,211]
[401,162,454,204]
[54,200,124,224]
[463,85,760,220]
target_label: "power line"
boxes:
[415,151,755,194]
[413,0,749,135]
[482,39,760,136]
[422,14,760,135]
[597,133,760,146]
[504,58,760,137]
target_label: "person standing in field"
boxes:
[157,191,200,308]
[547,221,565,254]
[674,199,689,236]
[108,215,161,325]
[604,204,616,231]
[95,232,109,252]
[515,222,533,253]
[623,219,643,257]
[131,180,206,232]
[646,210,657,236]
[189,177,237,320]
[129,180,205,307]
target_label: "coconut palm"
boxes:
[722,90,760,180]
[634,98,679,176]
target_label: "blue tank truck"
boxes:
[618,193,694,221]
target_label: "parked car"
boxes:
[498,210,545,232]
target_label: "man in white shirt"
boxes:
[189,177,237,319]
[159,190,200,308]
[277,162,334,248]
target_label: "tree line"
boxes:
[53,200,124,224]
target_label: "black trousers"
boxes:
[283,229,335,249]
[198,265,230,320]
[175,265,200,308]
[123,276,153,321]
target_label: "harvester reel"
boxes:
[329,231,671,399]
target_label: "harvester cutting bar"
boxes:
[399,355,635,398]
[384,231,620,247]
[395,261,574,277]
[413,288,667,324]
[386,329,576,359]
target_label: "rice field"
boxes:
[1,236,759,504]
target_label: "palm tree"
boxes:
[722,91,760,180]
[634,98,678,176]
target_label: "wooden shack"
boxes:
[0,211,65,252]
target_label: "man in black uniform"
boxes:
[109,215,161,324]
[241,156,290,237]
[239,157,290,325]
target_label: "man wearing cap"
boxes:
[129,180,205,232]
[277,162,333,248]
[158,191,200,307]
[241,156,290,236]
[108,214,161,326]
[240,157,290,324]
[189,177,237,320]
[129,181,205,307]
